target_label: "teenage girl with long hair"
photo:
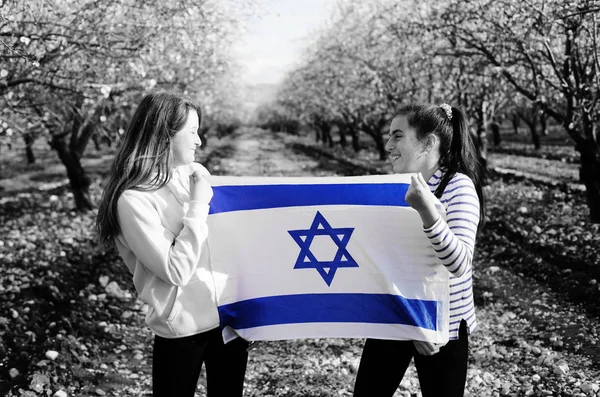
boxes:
[96,91,248,397]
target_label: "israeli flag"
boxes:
[205,174,449,344]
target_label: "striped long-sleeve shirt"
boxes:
[425,169,480,340]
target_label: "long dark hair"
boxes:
[395,104,486,231]
[96,91,203,249]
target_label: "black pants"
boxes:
[152,327,249,397]
[353,320,469,397]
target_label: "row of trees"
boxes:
[0,0,255,210]
[258,0,600,222]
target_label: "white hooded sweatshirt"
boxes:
[115,162,219,338]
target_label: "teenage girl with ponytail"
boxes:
[353,103,485,397]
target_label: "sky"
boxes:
[234,0,337,87]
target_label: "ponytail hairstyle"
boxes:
[96,91,203,249]
[395,103,486,232]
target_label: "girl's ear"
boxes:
[424,133,439,153]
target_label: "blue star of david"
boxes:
[288,211,359,286]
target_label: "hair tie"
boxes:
[440,103,452,120]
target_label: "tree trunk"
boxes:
[23,133,36,164]
[51,135,93,211]
[375,134,386,160]
[476,106,489,175]
[338,126,347,148]
[520,116,541,150]
[92,134,102,151]
[362,120,387,160]
[539,113,547,136]
[490,122,501,146]
[318,123,333,148]
[578,142,600,223]
[511,112,520,134]
[474,123,488,183]
[529,123,541,150]
[351,130,360,152]
[313,123,320,143]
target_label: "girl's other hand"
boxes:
[189,171,213,202]
[405,173,433,212]
[413,340,445,356]
[405,173,439,228]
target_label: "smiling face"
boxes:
[385,115,429,174]
[171,109,201,167]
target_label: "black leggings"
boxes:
[152,327,249,397]
[353,320,469,397]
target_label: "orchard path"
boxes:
[62,127,600,397]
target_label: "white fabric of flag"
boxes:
[205,174,449,344]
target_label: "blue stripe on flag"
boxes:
[218,293,438,331]
[209,183,410,214]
